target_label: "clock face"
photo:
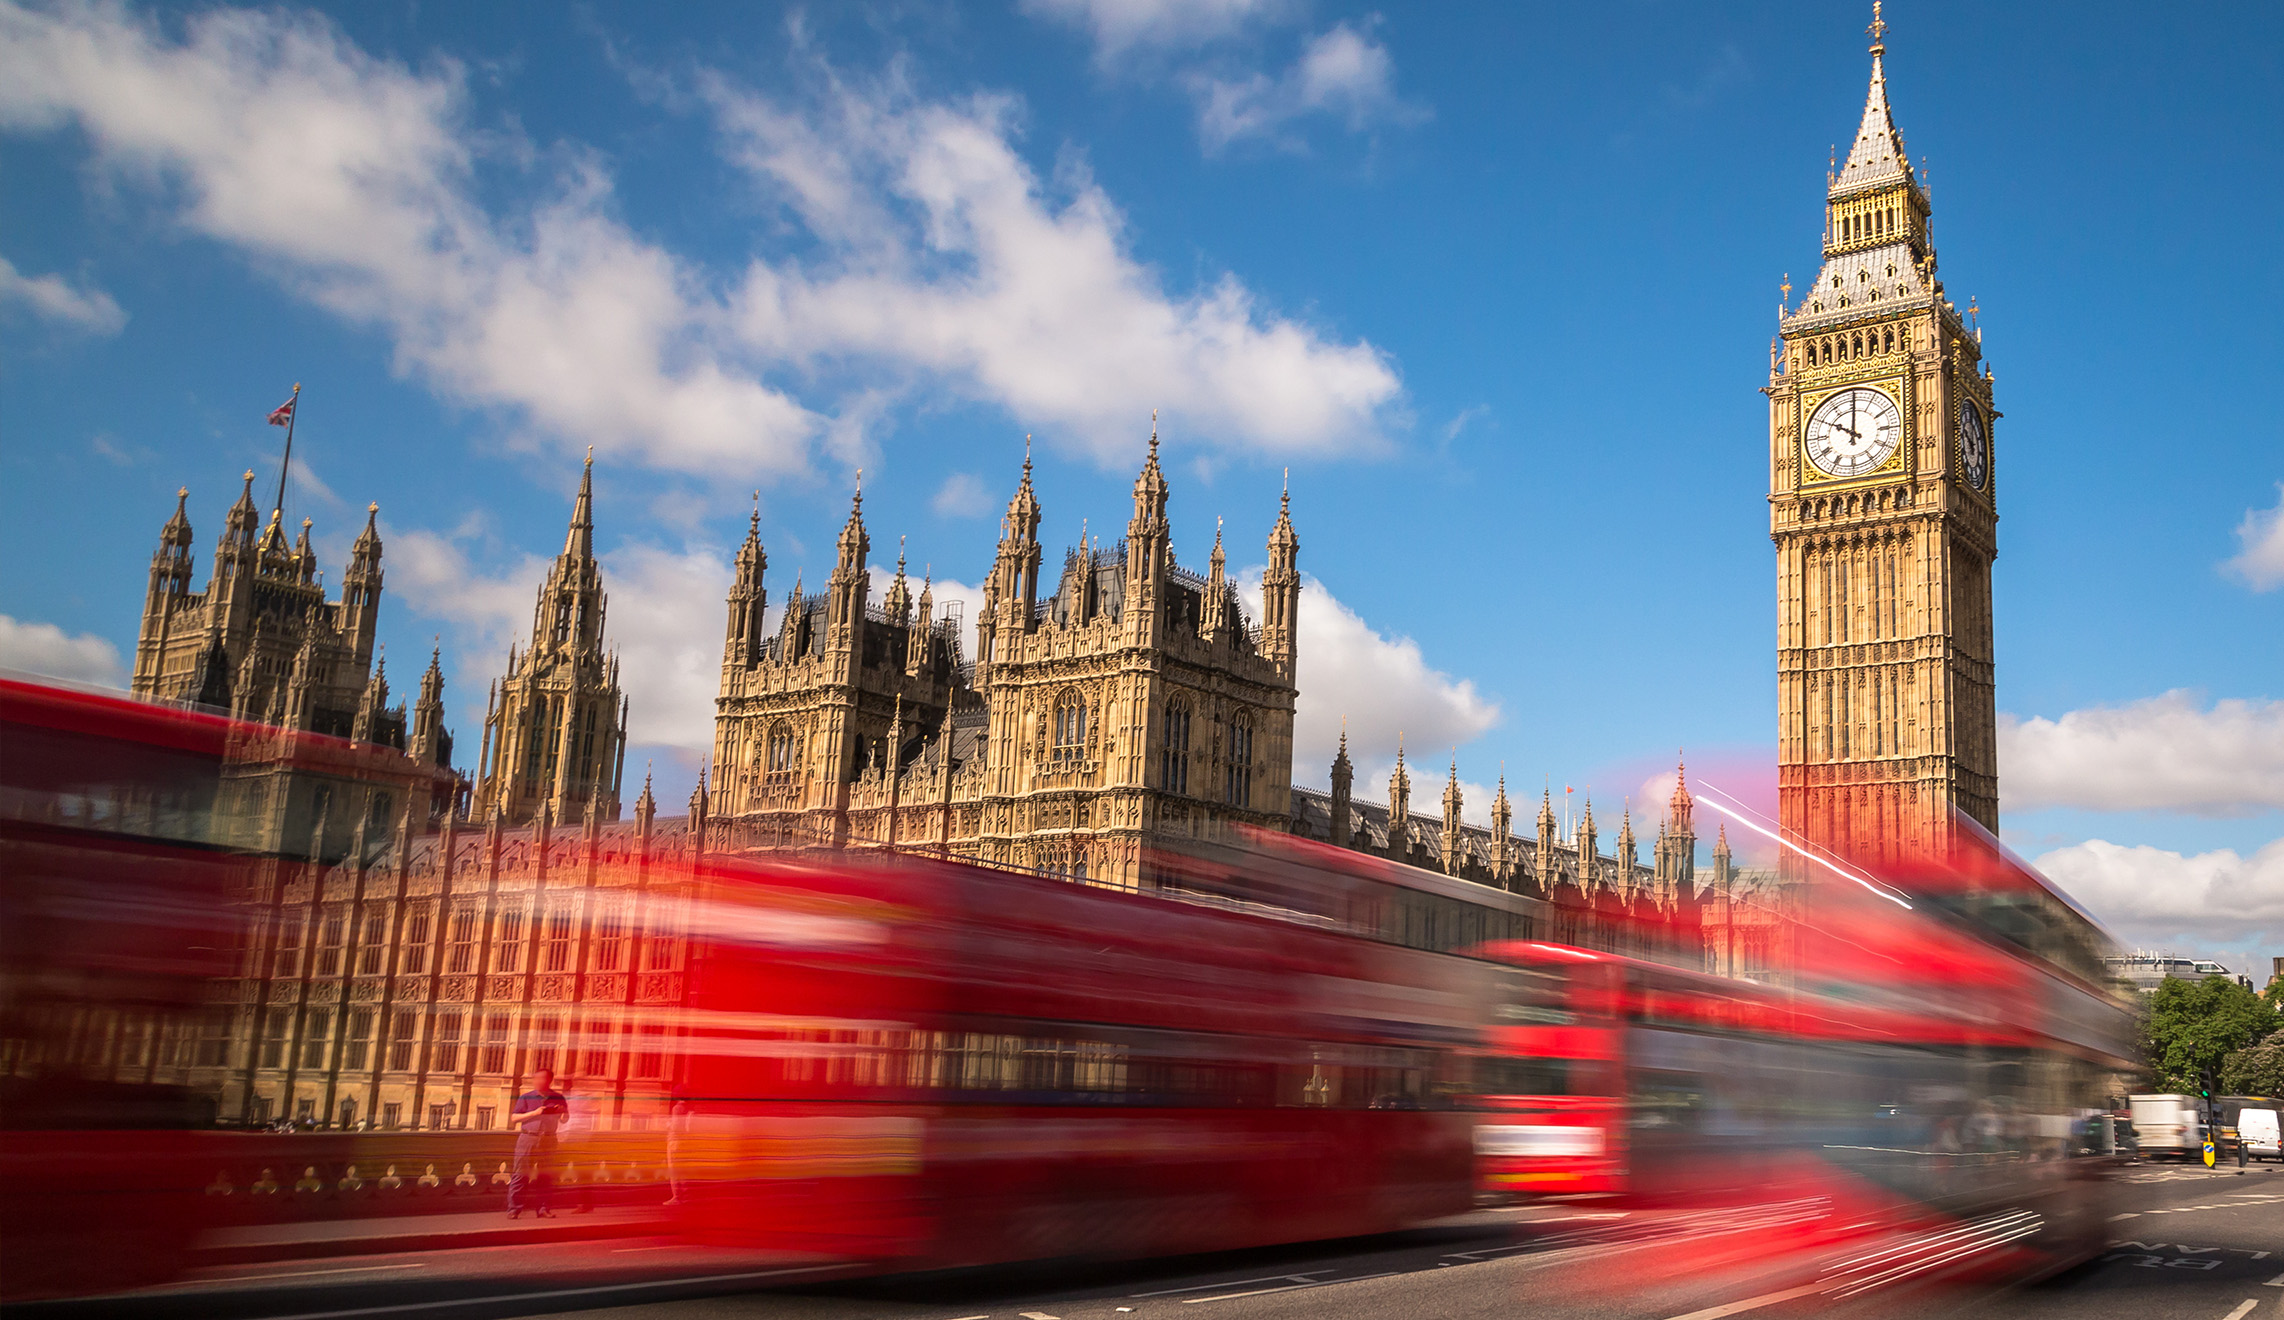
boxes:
[1957,401,1988,490]
[1804,387,1903,478]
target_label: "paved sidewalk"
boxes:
[198,1204,666,1264]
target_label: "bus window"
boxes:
[1492,968,1577,1025]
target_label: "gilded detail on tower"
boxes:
[1769,12,2000,864]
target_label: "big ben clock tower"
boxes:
[1771,5,1998,866]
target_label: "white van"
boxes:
[2239,1107,2281,1161]
[2129,1094,2203,1160]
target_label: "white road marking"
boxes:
[2220,1302,2257,1320]
[2265,1269,2284,1285]
[1130,1272,1330,1298]
[1019,1312,1059,1319]
[2111,1213,2141,1220]
[261,1263,842,1319]
[229,1264,427,1282]
[1442,1243,1541,1262]
[1658,1282,1829,1320]
[1178,1272,1398,1304]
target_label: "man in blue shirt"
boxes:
[507,1067,568,1219]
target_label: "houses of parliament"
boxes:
[70,10,1973,1132]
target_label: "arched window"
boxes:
[1224,715,1253,808]
[1161,700,1191,796]
[1052,690,1087,761]
[766,722,798,775]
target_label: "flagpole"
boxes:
[272,381,300,518]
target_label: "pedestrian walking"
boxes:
[507,1067,568,1219]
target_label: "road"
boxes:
[32,1162,2284,1320]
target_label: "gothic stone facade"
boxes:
[133,473,458,859]
[710,433,1299,890]
[1293,740,1715,965]
[203,782,694,1131]
[1771,19,1998,867]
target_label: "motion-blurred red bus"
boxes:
[1463,823,2136,1279]
[668,848,1485,1267]
[1,677,250,1298]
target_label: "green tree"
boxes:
[2144,976,2280,1092]
[2220,1039,2284,1098]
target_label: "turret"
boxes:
[1260,472,1300,679]
[723,499,768,667]
[1615,805,1638,894]
[884,538,912,627]
[906,570,937,679]
[1489,775,1513,880]
[827,478,870,651]
[634,767,656,837]
[1328,722,1353,848]
[211,470,260,608]
[1387,738,1411,843]
[341,502,383,670]
[1441,756,1465,873]
[285,611,322,731]
[410,645,449,767]
[1535,787,1558,892]
[351,650,388,742]
[1125,415,1171,648]
[991,444,1042,636]
[1201,519,1228,642]
[1575,799,1599,892]
[136,488,198,696]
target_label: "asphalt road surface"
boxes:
[35,1162,2284,1320]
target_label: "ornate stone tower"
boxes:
[131,475,389,742]
[1770,5,1998,866]
[473,455,628,825]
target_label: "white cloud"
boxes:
[387,525,549,674]
[0,252,125,333]
[0,613,125,686]
[0,1,817,480]
[1022,0,1290,60]
[1236,568,1500,794]
[604,541,736,749]
[2224,483,2284,592]
[0,3,1400,483]
[1999,691,2284,816]
[1438,403,1489,446]
[710,67,1401,464]
[2034,835,2284,953]
[1189,20,1426,154]
[1024,2,1421,154]
[931,472,991,518]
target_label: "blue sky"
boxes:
[3,1,2279,966]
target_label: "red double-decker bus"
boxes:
[668,847,1485,1267]
[1463,822,2136,1281]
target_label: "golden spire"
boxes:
[1867,0,1887,56]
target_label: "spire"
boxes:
[885,535,912,626]
[1833,3,1910,196]
[735,494,766,577]
[565,449,595,558]
[1130,410,1169,531]
[352,501,381,557]
[161,487,192,547]
[1005,439,1041,542]
[1668,753,1695,835]
[224,470,259,545]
